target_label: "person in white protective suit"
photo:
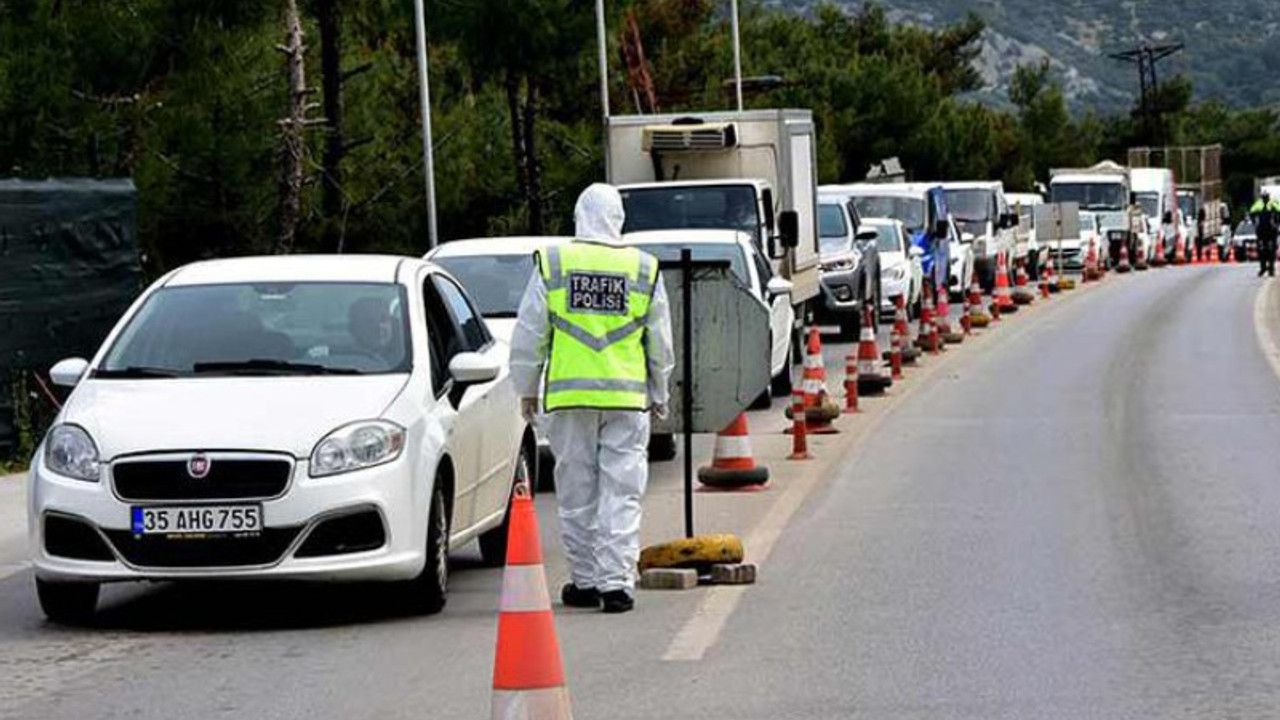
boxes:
[509,183,674,613]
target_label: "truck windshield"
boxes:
[620,186,761,246]
[942,189,993,223]
[1051,182,1127,210]
[1135,192,1160,219]
[1178,194,1199,219]
[850,196,925,233]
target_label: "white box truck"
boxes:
[604,110,821,335]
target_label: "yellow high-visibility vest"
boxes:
[537,241,658,411]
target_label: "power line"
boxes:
[1109,43,1183,145]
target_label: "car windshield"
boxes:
[1051,182,1127,210]
[1135,192,1160,218]
[943,189,993,223]
[851,196,925,232]
[433,253,536,318]
[620,186,761,246]
[866,224,902,253]
[630,242,749,287]
[99,282,411,377]
[818,203,850,255]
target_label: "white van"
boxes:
[1130,168,1177,258]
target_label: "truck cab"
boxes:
[606,110,820,348]
[941,181,1018,291]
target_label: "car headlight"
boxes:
[44,425,100,482]
[882,266,906,281]
[310,421,406,477]
[973,239,987,256]
[821,257,857,273]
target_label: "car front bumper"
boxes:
[29,451,428,584]
[817,268,861,316]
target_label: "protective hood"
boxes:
[574,183,625,244]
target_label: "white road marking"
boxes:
[1253,280,1280,381]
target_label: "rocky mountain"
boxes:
[774,0,1280,111]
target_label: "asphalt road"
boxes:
[3,266,1279,719]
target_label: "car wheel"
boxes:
[478,446,533,567]
[409,480,451,614]
[770,343,794,397]
[36,578,99,625]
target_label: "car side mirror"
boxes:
[778,210,799,250]
[1163,211,1173,224]
[1003,212,1019,229]
[854,230,879,243]
[449,352,500,386]
[761,188,776,233]
[766,277,793,298]
[50,358,89,388]
[934,220,950,238]
[908,246,924,259]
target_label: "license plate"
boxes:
[131,504,263,536]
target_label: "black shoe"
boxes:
[561,583,600,608]
[600,590,635,614]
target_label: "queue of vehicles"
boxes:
[27,103,1238,625]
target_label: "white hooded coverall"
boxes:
[509,184,675,595]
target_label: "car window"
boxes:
[432,275,491,352]
[422,278,461,395]
[99,282,410,376]
[818,203,847,239]
[431,253,537,318]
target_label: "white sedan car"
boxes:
[623,229,795,400]
[29,255,533,623]
[861,217,922,318]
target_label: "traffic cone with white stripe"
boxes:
[967,278,991,328]
[994,253,1018,313]
[1135,240,1150,271]
[842,350,860,414]
[1083,242,1099,282]
[887,295,920,365]
[1012,259,1035,305]
[1116,241,1132,273]
[856,303,892,395]
[886,306,904,379]
[917,285,941,354]
[1151,235,1167,268]
[698,414,769,489]
[935,284,964,344]
[491,488,573,720]
[1038,261,1051,298]
[786,388,811,459]
[1173,232,1186,266]
[789,326,840,434]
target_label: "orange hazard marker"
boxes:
[798,327,839,434]
[1116,241,1132,273]
[786,388,811,460]
[917,286,940,354]
[491,489,573,720]
[993,253,1017,313]
[856,303,891,395]
[698,414,769,489]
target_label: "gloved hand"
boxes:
[650,403,669,421]
[520,397,539,422]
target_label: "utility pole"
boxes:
[412,0,438,250]
[1109,43,1183,146]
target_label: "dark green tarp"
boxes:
[0,178,142,459]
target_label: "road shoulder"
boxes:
[1252,278,1280,381]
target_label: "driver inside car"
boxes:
[347,297,402,366]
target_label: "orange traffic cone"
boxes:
[1083,242,1099,282]
[842,350,860,414]
[1038,261,1051,298]
[993,254,1018,313]
[935,285,964,343]
[1134,240,1149,271]
[856,303,892,395]
[787,388,811,460]
[891,295,920,364]
[1173,232,1186,266]
[1116,241,1132,273]
[1012,259,1035,305]
[1151,235,1167,268]
[698,413,769,489]
[796,327,839,434]
[917,285,942,354]
[967,278,991,328]
[491,489,573,720]
[887,310,904,379]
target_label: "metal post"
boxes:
[681,249,695,539]
[595,0,612,178]
[730,0,743,112]
[412,0,438,250]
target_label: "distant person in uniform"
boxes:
[1250,191,1280,277]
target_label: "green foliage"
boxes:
[1,0,1279,274]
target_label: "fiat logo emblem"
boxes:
[187,453,212,479]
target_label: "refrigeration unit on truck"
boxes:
[1049,161,1134,267]
[1129,145,1224,259]
[605,110,820,342]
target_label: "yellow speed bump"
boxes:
[639,534,744,573]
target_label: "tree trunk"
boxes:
[524,80,543,235]
[315,0,345,251]
[505,72,528,230]
[276,0,308,254]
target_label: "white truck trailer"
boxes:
[604,110,821,338]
